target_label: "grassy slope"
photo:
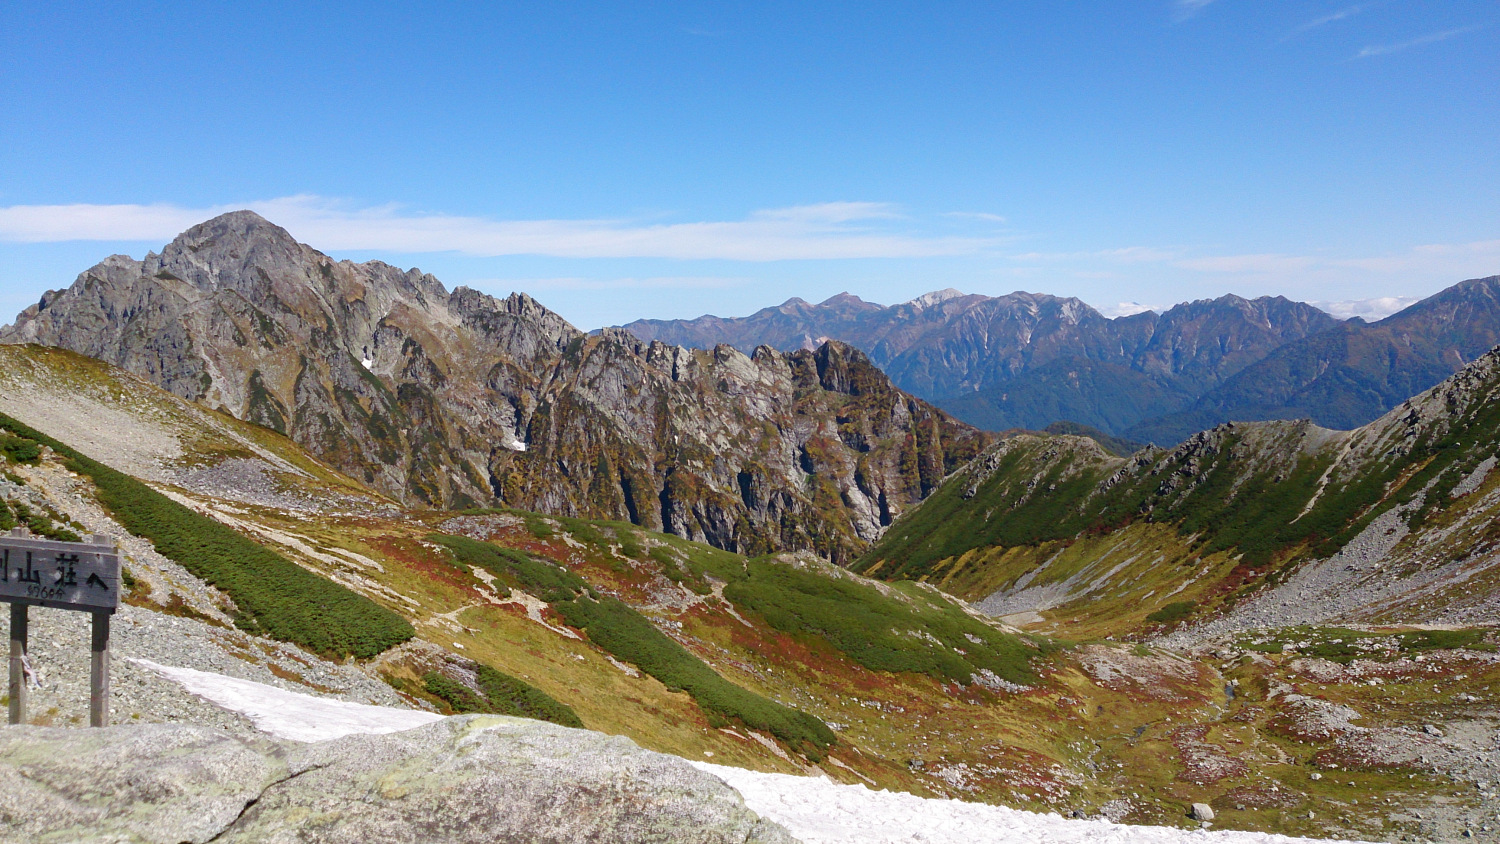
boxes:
[0,411,414,658]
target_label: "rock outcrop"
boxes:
[1,212,986,562]
[0,715,795,843]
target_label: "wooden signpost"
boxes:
[1,528,121,727]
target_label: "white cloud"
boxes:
[1311,296,1418,321]
[1094,301,1160,318]
[0,196,999,262]
[1357,25,1482,58]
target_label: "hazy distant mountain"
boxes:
[623,290,1342,438]
[1,212,987,561]
[1129,275,1500,444]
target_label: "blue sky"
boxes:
[1,1,1496,330]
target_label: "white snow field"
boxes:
[692,762,1366,844]
[131,659,442,741]
[136,660,1368,844]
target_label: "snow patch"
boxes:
[130,659,441,742]
[903,288,966,309]
[693,762,1370,844]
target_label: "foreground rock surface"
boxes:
[0,715,795,844]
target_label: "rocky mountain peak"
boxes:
[142,210,304,289]
[2,213,984,561]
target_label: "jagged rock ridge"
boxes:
[1,212,986,562]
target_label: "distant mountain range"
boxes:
[0,212,985,562]
[622,277,1500,445]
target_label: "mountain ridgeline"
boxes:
[623,277,1500,446]
[0,212,986,562]
[623,289,1341,439]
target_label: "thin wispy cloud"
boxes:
[1176,253,1317,274]
[1357,25,1481,58]
[1008,246,1182,264]
[0,197,1000,262]
[1286,4,1365,37]
[944,211,1009,224]
[473,276,746,292]
[1007,238,1500,287]
[1172,0,1217,23]
[1333,238,1500,273]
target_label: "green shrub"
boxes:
[524,514,554,539]
[724,558,1039,685]
[0,435,40,464]
[423,665,582,727]
[474,664,583,727]
[433,533,832,750]
[558,516,605,548]
[1397,629,1491,652]
[1146,601,1195,624]
[0,413,414,659]
[616,528,643,559]
[428,534,589,603]
[423,672,487,712]
[9,501,82,542]
[554,595,834,750]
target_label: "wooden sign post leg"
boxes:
[8,603,26,725]
[90,611,109,728]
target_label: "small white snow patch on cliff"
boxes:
[903,288,966,309]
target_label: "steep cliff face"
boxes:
[1,211,985,561]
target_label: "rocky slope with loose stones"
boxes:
[0,213,986,562]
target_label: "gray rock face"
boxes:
[1,211,986,562]
[0,716,796,843]
[0,723,286,843]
